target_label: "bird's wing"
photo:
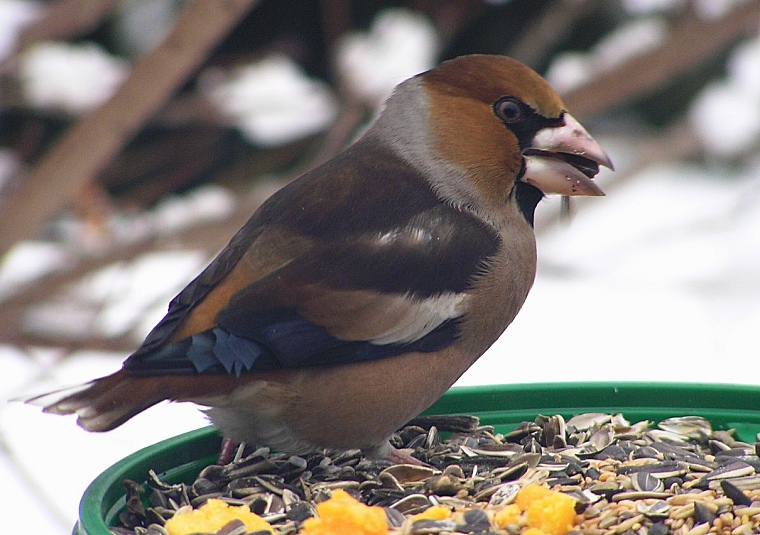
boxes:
[123,144,500,376]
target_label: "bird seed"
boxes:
[112,413,760,535]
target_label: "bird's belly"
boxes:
[204,345,479,453]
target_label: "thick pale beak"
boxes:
[521,113,613,197]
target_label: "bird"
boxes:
[26,54,612,463]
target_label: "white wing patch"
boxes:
[298,288,469,346]
[369,291,468,345]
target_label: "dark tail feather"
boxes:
[23,370,165,432]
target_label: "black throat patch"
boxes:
[514,181,544,227]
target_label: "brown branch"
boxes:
[3,331,140,354]
[16,0,122,51]
[562,2,760,119]
[506,0,598,68]
[319,0,353,49]
[0,0,261,259]
[416,0,488,51]
[301,102,368,170]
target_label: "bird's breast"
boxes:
[457,221,538,356]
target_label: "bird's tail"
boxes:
[23,370,166,432]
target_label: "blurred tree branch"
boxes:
[16,0,121,50]
[0,185,275,347]
[562,1,760,119]
[0,0,260,258]
[507,0,599,68]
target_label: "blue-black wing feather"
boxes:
[125,310,460,376]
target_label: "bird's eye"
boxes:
[494,98,522,123]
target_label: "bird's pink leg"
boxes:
[385,447,427,466]
[218,437,238,464]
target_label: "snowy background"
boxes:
[0,0,759,533]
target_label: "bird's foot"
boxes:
[218,437,240,464]
[364,440,428,466]
[386,446,428,466]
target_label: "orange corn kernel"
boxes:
[299,489,388,535]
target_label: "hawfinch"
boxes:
[29,55,611,461]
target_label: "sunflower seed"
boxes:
[117,411,760,535]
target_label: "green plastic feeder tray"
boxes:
[74,382,760,535]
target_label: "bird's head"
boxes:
[375,55,612,223]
